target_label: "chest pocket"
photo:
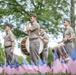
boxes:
[65,29,71,37]
[5,34,11,41]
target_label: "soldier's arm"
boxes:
[68,27,75,41]
[43,38,49,44]
[42,34,49,44]
[26,21,30,31]
[10,33,15,50]
[30,23,39,31]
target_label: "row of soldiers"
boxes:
[4,13,75,65]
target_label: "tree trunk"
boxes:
[70,0,75,30]
[70,0,76,47]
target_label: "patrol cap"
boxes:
[6,24,13,29]
[30,13,37,18]
[64,18,70,23]
[40,26,45,30]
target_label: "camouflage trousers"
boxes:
[5,47,13,63]
[40,48,48,64]
[64,42,73,56]
[30,38,40,65]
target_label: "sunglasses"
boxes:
[64,21,67,23]
[30,17,32,19]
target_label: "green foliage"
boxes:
[0,0,71,38]
[12,28,27,39]
[48,48,53,66]
[26,56,31,63]
[0,44,5,65]
[0,23,27,39]
[17,56,24,65]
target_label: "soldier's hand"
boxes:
[39,36,44,40]
[62,38,67,42]
[26,21,30,25]
[11,50,14,53]
[26,21,31,31]
[27,28,30,31]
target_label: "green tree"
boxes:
[70,0,75,30]
[0,44,5,65]
[17,56,24,65]
[48,48,53,66]
[70,0,76,46]
[0,0,70,38]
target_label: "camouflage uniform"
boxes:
[29,21,40,65]
[63,25,75,55]
[40,32,49,63]
[4,30,15,63]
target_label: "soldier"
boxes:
[60,18,75,58]
[4,24,15,64]
[39,27,49,64]
[26,13,40,65]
